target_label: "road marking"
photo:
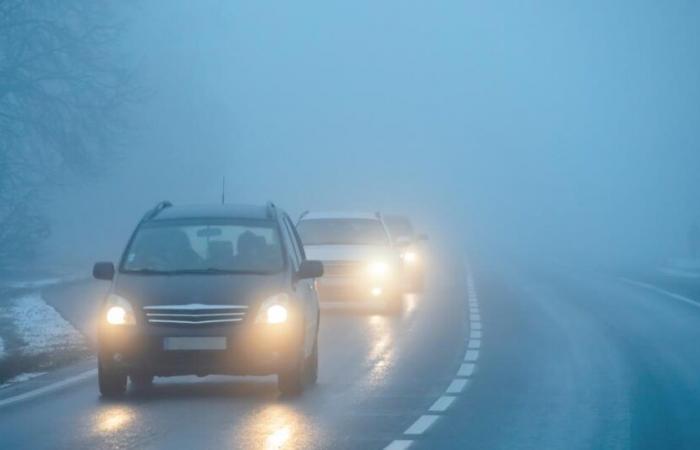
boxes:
[0,369,96,409]
[429,395,456,412]
[384,440,413,450]
[458,363,475,377]
[471,314,481,321]
[468,339,481,349]
[465,349,479,361]
[471,321,482,330]
[405,415,440,435]
[621,278,700,310]
[470,330,482,339]
[446,378,469,394]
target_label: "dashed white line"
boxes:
[464,349,479,361]
[470,330,482,339]
[468,339,481,349]
[429,395,456,412]
[446,378,469,394]
[471,322,482,330]
[405,415,440,435]
[471,314,481,321]
[384,440,413,450]
[458,363,476,377]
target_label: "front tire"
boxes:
[278,349,304,396]
[98,361,127,397]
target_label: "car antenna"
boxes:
[221,176,226,204]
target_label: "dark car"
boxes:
[92,201,323,397]
[383,215,428,291]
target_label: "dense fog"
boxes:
[39,1,700,270]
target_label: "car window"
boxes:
[121,219,284,274]
[296,218,390,246]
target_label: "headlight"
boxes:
[255,293,290,324]
[402,251,418,264]
[104,294,135,325]
[367,261,390,278]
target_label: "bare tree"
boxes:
[0,0,135,270]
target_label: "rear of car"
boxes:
[296,212,403,312]
[94,202,323,396]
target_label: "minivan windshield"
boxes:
[297,218,389,246]
[121,219,284,274]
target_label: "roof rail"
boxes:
[375,211,382,219]
[141,200,172,222]
[298,210,310,222]
[266,201,277,219]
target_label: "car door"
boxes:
[282,215,318,356]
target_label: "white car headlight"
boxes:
[105,294,136,325]
[402,251,418,264]
[367,261,391,278]
[255,293,290,324]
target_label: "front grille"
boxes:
[322,261,365,277]
[143,303,248,325]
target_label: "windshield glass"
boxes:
[297,218,389,246]
[121,219,284,274]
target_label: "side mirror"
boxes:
[93,262,115,281]
[416,233,429,241]
[296,260,324,280]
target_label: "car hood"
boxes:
[304,245,398,263]
[113,272,288,308]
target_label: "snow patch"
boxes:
[0,372,47,389]
[2,274,85,290]
[9,293,86,356]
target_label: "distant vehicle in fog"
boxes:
[383,214,428,291]
[296,211,403,313]
[93,201,324,397]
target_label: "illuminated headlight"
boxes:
[367,261,390,278]
[255,294,290,324]
[104,294,135,325]
[402,251,418,264]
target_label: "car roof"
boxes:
[300,211,381,221]
[383,214,411,224]
[151,204,276,221]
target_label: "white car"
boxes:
[296,211,403,313]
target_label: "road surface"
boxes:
[2,256,700,449]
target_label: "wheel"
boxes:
[305,337,319,385]
[129,372,154,389]
[98,360,127,397]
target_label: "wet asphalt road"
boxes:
[3,257,700,449]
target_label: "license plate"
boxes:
[163,337,227,351]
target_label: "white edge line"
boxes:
[621,278,700,309]
[405,415,440,435]
[0,369,97,409]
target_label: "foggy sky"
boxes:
[46,0,700,268]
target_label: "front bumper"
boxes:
[98,321,301,377]
[316,276,400,302]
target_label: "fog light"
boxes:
[371,287,383,297]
